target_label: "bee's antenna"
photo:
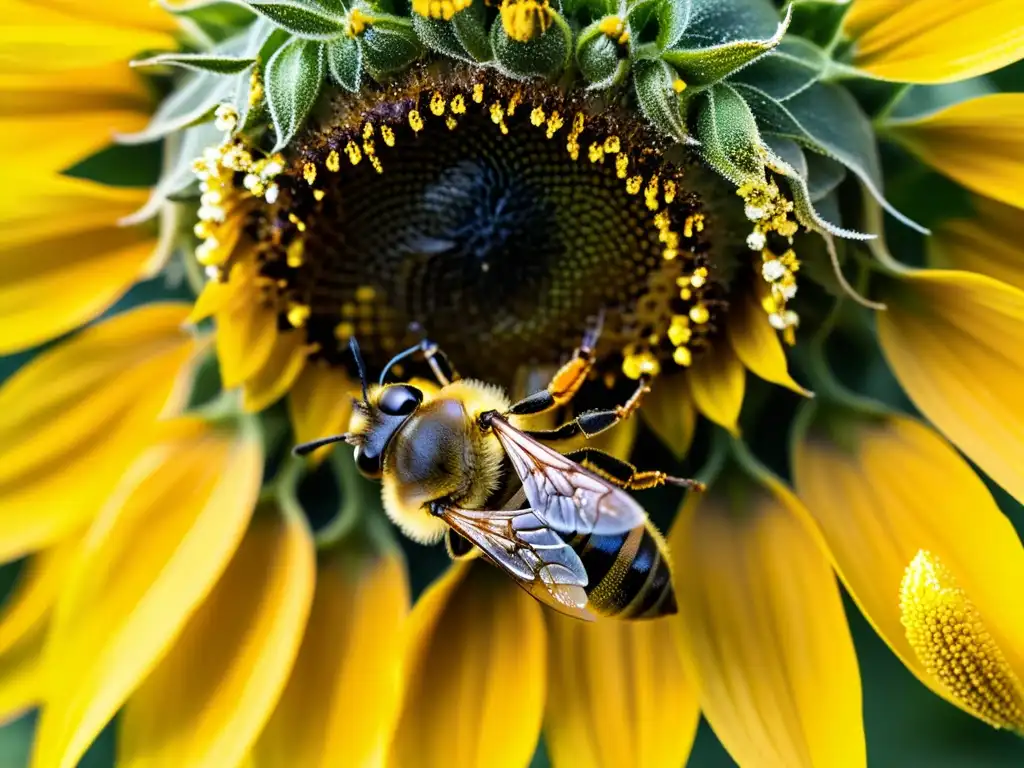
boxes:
[379,343,422,385]
[349,337,369,403]
[292,434,352,457]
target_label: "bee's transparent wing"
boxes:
[489,414,646,536]
[438,504,593,620]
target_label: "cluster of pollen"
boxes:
[737,178,802,344]
[597,15,630,45]
[346,8,373,37]
[900,550,1024,734]
[411,0,471,20]
[191,105,285,279]
[500,0,554,42]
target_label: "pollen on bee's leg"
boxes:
[900,550,1024,734]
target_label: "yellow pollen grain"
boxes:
[430,91,446,116]
[381,125,396,146]
[287,303,311,328]
[363,122,375,140]
[473,83,485,103]
[286,239,305,268]
[622,349,661,380]
[409,109,424,132]
[413,0,471,20]
[345,140,362,165]
[689,304,710,324]
[900,551,1024,734]
[335,321,356,340]
[313,189,325,201]
[248,68,264,107]
[588,142,605,163]
[603,135,621,154]
[531,106,546,126]
[356,285,377,302]
[673,346,692,366]
[508,90,522,115]
[303,162,317,185]
[490,102,509,134]
[644,175,660,211]
[597,15,625,40]
[672,78,687,93]
[626,175,642,195]
[500,0,553,42]
[347,8,372,36]
[615,153,629,179]
[664,179,677,203]
[446,116,458,130]
[546,111,564,138]
[451,94,467,114]
[668,315,692,346]
[370,155,383,173]
[326,150,341,172]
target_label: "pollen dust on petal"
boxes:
[900,550,1024,734]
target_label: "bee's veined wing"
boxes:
[489,414,647,536]
[438,504,593,621]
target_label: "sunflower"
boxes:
[2,0,1024,766]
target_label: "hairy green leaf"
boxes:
[576,19,627,87]
[266,36,325,150]
[693,82,765,183]
[736,81,927,233]
[680,0,780,46]
[243,0,347,39]
[633,58,693,144]
[360,15,423,76]
[662,4,789,86]
[491,10,572,79]
[656,0,690,50]
[731,37,827,101]
[452,2,493,62]
[412,13,477,63]
[326,34,361,91]
[118,70,232,145]
[131,52,256,74]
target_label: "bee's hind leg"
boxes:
[506,311,605,418]
[516,374,652,441]
[565,448,705,492]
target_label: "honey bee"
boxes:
[295,331,703,620]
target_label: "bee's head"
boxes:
[348,382,424,479]
[292,337,420,470]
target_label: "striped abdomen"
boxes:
[570,521,676,619]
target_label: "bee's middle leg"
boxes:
[565,448,705,492]
[506,313,604,418]
[518,375,652,441]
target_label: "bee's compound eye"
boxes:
[378,384,422,417]
[353,445,382,479]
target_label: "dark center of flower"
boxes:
[241,68,736,383]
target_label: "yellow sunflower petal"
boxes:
[0,540,77,656]
[793,410,1024,724]
[30,418,263,768]
[844,0,1024,83]
[545,614,699,768]
[253,541,409,768]
[640,374,697,460]
[669,477,866,768]
[1,3,175,72]
[241,330,310,413]
[0,304,195,561]
[0,625,46,725]
[0,175,159,353]
[287,364,357,464]
[214,263,280,389]
[887,94,1024,209]
[877,269,1024,504]
[120,503,315,768]
[388,559,546,768]
[687,341,745,434]
[728,288,810,396]
[930,196,1024,292]
[27,0,179,34]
